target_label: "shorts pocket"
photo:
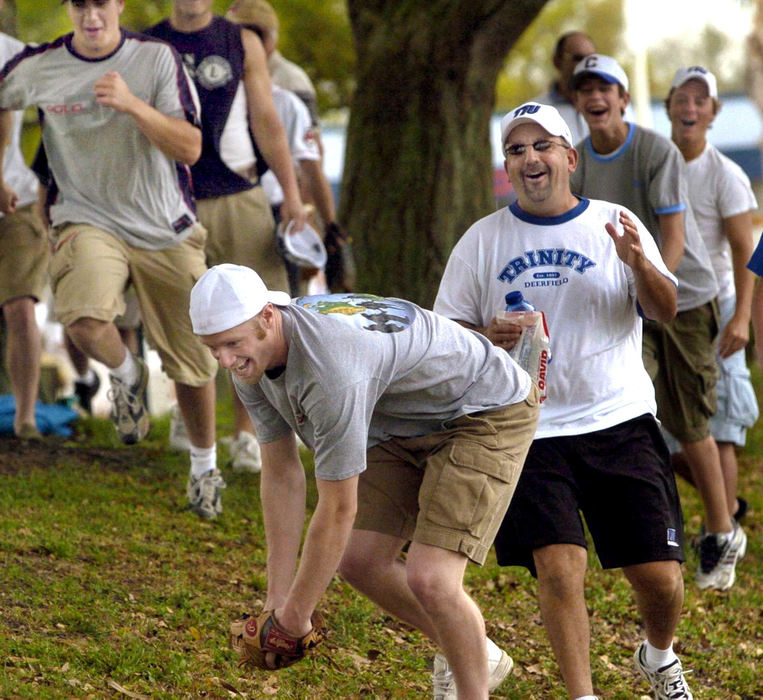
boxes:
[425,443,518,540]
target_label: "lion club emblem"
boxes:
[195,55,233,90]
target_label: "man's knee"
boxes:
[534,544,587,599]
[338,538,385,586]
[625,560,683,599]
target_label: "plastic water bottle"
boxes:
[505,291,535,312]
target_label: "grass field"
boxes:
[1,375,761,699]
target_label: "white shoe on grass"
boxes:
[432,637,513,699]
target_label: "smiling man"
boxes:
[0,0,219,513]
[190,263,540,699]
[569,56,742,596]
[434,102,694,700]
[664,66,756,589]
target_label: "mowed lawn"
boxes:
[1,372,761,699]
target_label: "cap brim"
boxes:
[267,291,292,306]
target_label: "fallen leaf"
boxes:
[106,679,150,700]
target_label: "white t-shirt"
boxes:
[685,143,757,303]
[261,86,319,206]
[434,198,677,438]
[0,32,38,212]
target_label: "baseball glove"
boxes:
[229,610,326,670]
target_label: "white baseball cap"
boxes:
[571,54,629,92]
[190,264,291,336]
[669,65,718,99]
[500,102,573,147]
[277,221,328,269]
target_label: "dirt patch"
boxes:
[0,435,151,475]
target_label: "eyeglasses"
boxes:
[503,139,570,157]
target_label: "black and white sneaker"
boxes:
[107,356,150,445]
[634,642,693,699]
[74,372,101,415]
[695,523,747,591]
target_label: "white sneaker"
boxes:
[168,404,191,452]
[695,522,747,590]
[186,469,226,519]
[432,638,513,699]
[229,431,262,473]
[634,641,693,699]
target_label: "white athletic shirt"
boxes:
[235,294,531,481]
[0,31,200,250]
[434,198,677,438]
[0,32,38,212]
[260,86,319,206]
[685,143,757,303]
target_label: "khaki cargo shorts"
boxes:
[355,383,541,564]
[49,223,217,387]
[0,204,50,306]
[197,186,289,293]
[642,300,719,444]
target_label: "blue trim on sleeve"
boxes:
[654,203,686,215]
[509,197,590,225]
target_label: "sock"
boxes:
[110,350,138,386]
[190,444,217,480]
[76,368,98,385]
[644,640,677,669]
[573,696,598,700]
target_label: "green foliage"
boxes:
[497,0,626,109]
[15,1,354,116]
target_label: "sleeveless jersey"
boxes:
[146,16,257,199]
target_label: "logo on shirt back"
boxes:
[294,294,415,333]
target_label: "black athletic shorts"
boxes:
[493,414,685,577]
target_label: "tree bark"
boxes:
[342,0,548,307]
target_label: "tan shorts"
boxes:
[197,186,289,293]
[0,204,50,306]
[49,223,217,387]
[642,301,719,443]
[355,384,541,565]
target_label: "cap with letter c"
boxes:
[570,53,629,92]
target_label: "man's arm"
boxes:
[608,210,677,322]
[275,473,358,636]
[718,211,755,358]
[656,211,685,272]
[455,318,522,351]
[298,158,336,227]
[260,433,306,612]
[241,29,305,228]
[94,71,201,165]
[0,109,18,213]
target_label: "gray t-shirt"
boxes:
[571,123,718,311]
[0,31,200,250]
[235,294,531,481]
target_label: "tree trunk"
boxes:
[342,0,548,307]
